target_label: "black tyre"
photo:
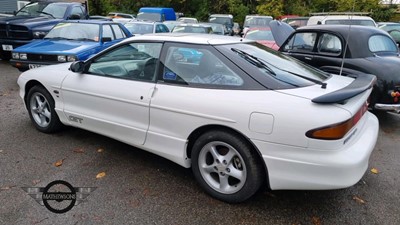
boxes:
[191,130,264,203]
[26,85,63,133]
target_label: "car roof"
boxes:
[58,20,120,25]
[124,21,156,25]
[292,25,393,58]
[209,14,233,18]
[119,33,253,45]
[296,24,385,34]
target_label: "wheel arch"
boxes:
[186,124,270,188]
[23,80,46,104]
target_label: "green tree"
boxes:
[256,0,284,18]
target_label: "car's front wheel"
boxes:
[27,85,63,133]
[192,130,265,203]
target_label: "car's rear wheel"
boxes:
[192,130,264,203]
[27,85,63,133]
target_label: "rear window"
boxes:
[368,35,398,53]
[216,43,330,88]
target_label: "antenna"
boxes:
[339,0,356,76]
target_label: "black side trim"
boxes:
[312,74,376,104]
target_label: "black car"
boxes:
[271,22,400,113]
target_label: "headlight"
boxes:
[12,52,19,59]
[57,55,66,62]
[67,55,77,62]
[33,31,48,39]
[20,53,27,60]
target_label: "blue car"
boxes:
[10,20,132,71]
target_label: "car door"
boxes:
[280,31,319,67]
[61,42,163,146]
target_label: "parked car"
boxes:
[0,0,89,60]
[177,17,198,23]
[307,14,377,27]
[136,7,176,22]
[281,16,309,29]
[199,22,229,35]
[17,33,378,203]
[271,21,400,113]
[377,22,400,44]
[243,27,278,50]
[123,21,169,35]
[10,20,132,71]
[163,20,182,32]
[242,15,273,36]
[107,12,136,19]
[208,14,234,35]
[171,23,213,34]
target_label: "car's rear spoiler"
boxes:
[312,74,376,104]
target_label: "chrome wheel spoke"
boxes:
[43,107,51,119]
[209,145,223,163]
[219,175,230,191]
[202,163,217,173]
[228,165,244,181]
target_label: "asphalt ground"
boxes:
[0,60,399,225]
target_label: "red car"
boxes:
[243,27,278,50]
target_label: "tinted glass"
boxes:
[217,43,329,88]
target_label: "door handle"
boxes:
[305,57,312,60]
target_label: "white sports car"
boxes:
[17,33,379,203]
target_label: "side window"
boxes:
[70,6,84,18]
[87,42,163,82]
[283,32,317,52]
[368,35,398,52]
[161,24,169,32]
[156,25,162,33]
[317,33,342,55]
[161,46,244,87]
[102,25,115,41]
[111,24,125,39]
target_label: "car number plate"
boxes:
[2,45,13,51]
[29,64,43,69]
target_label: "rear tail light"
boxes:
[306,101,368,140]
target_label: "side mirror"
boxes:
[68,14,81,20]
[101,37,112,42]
[70,61,85,73]
[13,10,16,16]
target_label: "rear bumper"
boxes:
[252,111,379,190]
[374,103,400,113]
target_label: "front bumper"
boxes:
[10,59,58,71]
[252,111,379,190]
[374,103,400,113]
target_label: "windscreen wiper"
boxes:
[232,48,299,87]
[231,48,276,76]
[232,48,328,89]
[255,56,328,89]
[37,11,55,19]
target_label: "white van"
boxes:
[307,15,377,27]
